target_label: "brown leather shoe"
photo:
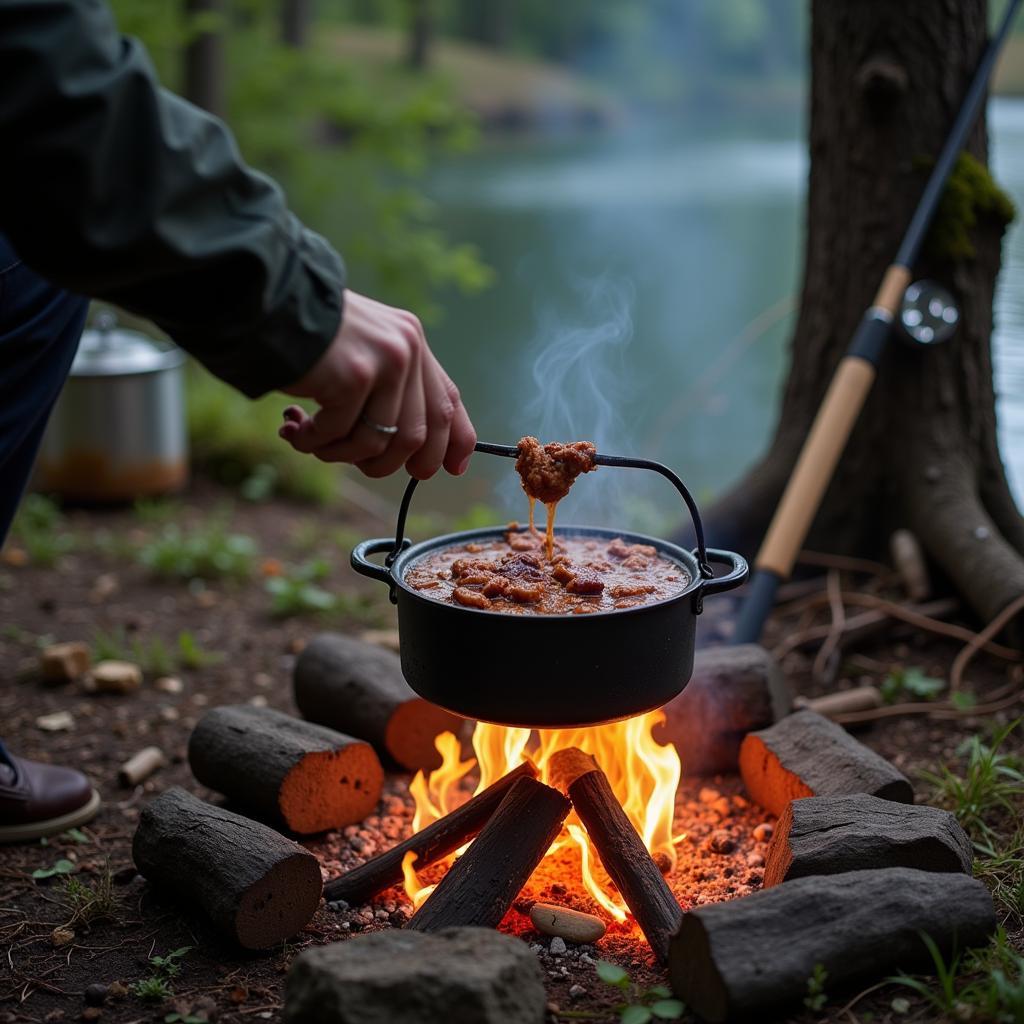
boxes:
[0,743,100,842]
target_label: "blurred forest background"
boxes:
[96,0,1024,522]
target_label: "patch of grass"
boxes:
[924,720,1024,843]
[62,864,120,927]
[132,976,173,1002]
[176,630,224,669]
[138,517,258,582]
[186,363,338,504]
[132,945,192,1002]
[91,628,176,676]
[133,498,183,524]
[594,961,685,1022]
[7,494,75,567]
[266,558,336,617]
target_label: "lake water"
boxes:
[408,99,1024,531]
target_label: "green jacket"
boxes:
[0,0,344,397]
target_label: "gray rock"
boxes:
[284,928,546,1024]
[739,709,913,816]
[765,794,972,886]
[653,644,791,775]
[669,868,995,1023]
[549,937,567,956]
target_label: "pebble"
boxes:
[80,1008,102,1022]
[82,660,141,695]
[746,851,765,868]
[154,676,183,694]
[569,985,586,1000]
[51,927,75,947]
[708,830,735,854]
[530,903,607,945]
[549,937,567,956]
[698,787,721,804]
[711,796,732,818]
[39,642,90,683]
[653,850,672,875]
[374,909,389,921]
[107,982,128,1000]
[753,822,774,843]
[83,984,107,1007]
[249,695,268,708]
[37,711,75,732]
[327,901,348,912]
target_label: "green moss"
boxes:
[925,152,1016,262]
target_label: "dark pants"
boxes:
[0,234,88,545]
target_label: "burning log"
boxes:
[669,868,995,1023]
[132,787,322,949]
[188,705,383,834]
[407,776,570,932]
[324,761,537,905]
[294,633,464,770]
[548,747,682,962]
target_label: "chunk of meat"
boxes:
[608,583,657,598]
[514,436,597,504]
[622,554,651,572]
[451,557,498,578]
[482,576,509,598]
[498,552,545,580]
[607,538,658,561]
[551,560,575,584]
[507,531,541,552]
[453,587,491,609]
[566,569,605,595]
[507,581,544,603]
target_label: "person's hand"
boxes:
[278,290,476,479]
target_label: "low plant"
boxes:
[594,961,684,1023]
[138,519,258,582]
[803,962,828,1011]
[880,665,945,704]
[62,864,119,926]
[7,494,75,567]
[176,630,224,669]
[266,558,336,617]
[31,858,75,880]
[92,627,175,676]
[132,945,192,1002]
[132,976,173,1002]
[924,720,1024,842]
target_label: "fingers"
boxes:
[402,351,455,480]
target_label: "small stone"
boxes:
[549,937,567,956]
[107,982,128,1000]
[709,830,735,854]
[37,711,75,732]
[80,1008,102,1022]
[699,787,721,804]
[746,851,765,869]
[82,660,141,695]
[374,909,389,921]
[159,706,179,722]
[712,797,732,818]
[83,984,108,1007]
[653,850,672,875]
[249,694,268,707]
[530,903,607,945]
[254,672,273,689]
[51,927,75,947]
[753,823,774,843]
[88,573,119,604]
[154,676,183,694]
[569,985,586,999]
[40,642,91,683]
[327,900,349,912]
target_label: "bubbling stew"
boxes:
[403,528,690,615]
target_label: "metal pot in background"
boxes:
[36,312,188,502]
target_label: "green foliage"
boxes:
[266,558,337,616]
[132,945,193,1002]
[974,825,1024,926]
[149,947,193,979]
[927,152,1016,262]
[803,962,828,1011]
[8,494,75,567]
[880,666,945,705]
[177,630,224,669]
[92,627,175,676]
[132,976,173,1002]
[924,720,1024,843]
[62,865,120,926]
[138,517,258,582]
[186,364,338,505]
[32,858,75,880]
[595,961,685,1022]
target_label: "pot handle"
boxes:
[351,538,410,601]
[697,549,749,599]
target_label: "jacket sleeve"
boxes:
[0,0,344,397]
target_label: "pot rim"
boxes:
[388,523,701,621]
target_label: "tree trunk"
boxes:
[281,0,313,48]
[183,0,225,118]
[704,0,1024,634]
[406,0,432,70]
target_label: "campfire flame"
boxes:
[404,712,682,923]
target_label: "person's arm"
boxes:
[0,0,341,398]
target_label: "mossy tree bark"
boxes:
[706,0,1024,633]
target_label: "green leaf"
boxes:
[63,828,89,844]
[596,961,629,986]
[32,858,75,879]
[650,999,685,1019]
[648,985,671,998]
[950,691,977,710]
[621,1007,652,1024]
[901,668,945,700]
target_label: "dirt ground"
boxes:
[0,482,1020,1024]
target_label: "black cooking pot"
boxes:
[351,443,748,728]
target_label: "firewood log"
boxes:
[132,787,322,949]
[324,761,537,904]
[406,777,569,932]
[548,748,682,962]
[669,868,995,1023]
[188,705,383,834]
[294,633,464,770]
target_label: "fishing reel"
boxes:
[898,279,959,346]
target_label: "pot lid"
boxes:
[71,311,185,376]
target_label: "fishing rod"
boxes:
[732,0,1022,645]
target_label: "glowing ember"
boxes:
[404,712,683,923]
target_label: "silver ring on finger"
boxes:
[359,413,399,436]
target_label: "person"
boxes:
[0,0,476,841]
